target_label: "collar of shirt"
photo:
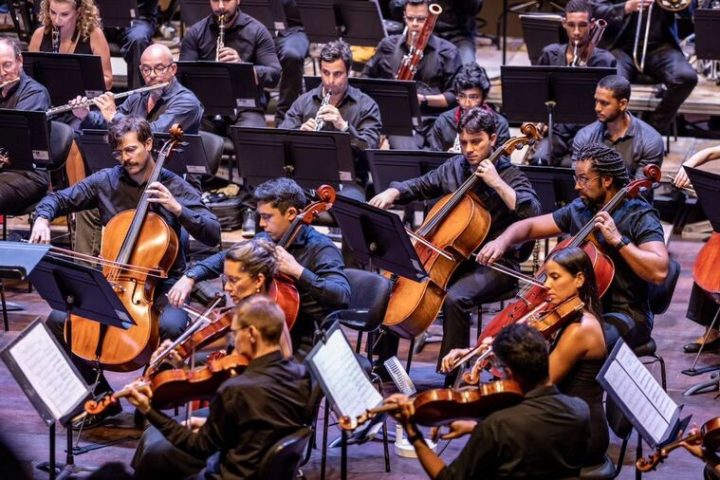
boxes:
[245,350,285,374]
[524,384,561,400]
[601,112,638,143]
[311,84,359,107]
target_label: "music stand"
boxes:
[229,126,356,190]
[694,9,720,61]
[518,165,577,215]
[179,0,210,28]
[0,109,52,170]
[295,0,386,45]
[519,13,565,65]
[242,0,288,34]
[305,77,420,136]
[76,130,211,176]
[95,0,139,28]
[0,241,49,330]
[175,61,260,116]
[501,66,616,164]
[22,52,106,107]
[367,149,452,193]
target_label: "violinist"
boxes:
[681,429,720,480]
[129,295,312,480]
[168,177,350,357]
[370,107,540,380]
[30,116,221,427]
[478,142,669,349]
[389,323,591,479]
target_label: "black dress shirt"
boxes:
[437,385,590,479]
[145,351,312,480]
[571,112,664,179]
[34,166,221,275]
[427,106,511,152]
[79,78,204,134]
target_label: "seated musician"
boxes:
[389,323,591,479]
[168,177,350,358]
[572,75,664,179]
[0,37,52,217]
[179,0,281,129]
[363,0,461,150]
[443,246,608,467]
[369,107,541,382]
[279,39,382,190]
[426,63,510,153]
[529,0,617,167]
[29,116,221,427]
[477,142,669,349]
[29,0,113,90]
[129,295,312,480]
[681,430,720,480]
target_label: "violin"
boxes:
[383,125,541,339]
[84,352,249,414]
[636,417,720,472]
[338,379,524,430]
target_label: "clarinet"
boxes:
[216,15,226,62]
[52,26,60,53]
[314,89,332,131]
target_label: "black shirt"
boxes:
[538,42,617,67]
[427,106,511,152]
[145,351,312,480]
[552,197,665,331]
[437,385,590,479]
[34,166,221,276]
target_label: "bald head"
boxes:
[141,44,173,65]
[139,43,176,86]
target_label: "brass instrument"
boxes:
[633,0,691,73]
[396,3,442,80]
[314,89,332,131]
[52,26,60,53]
[571,18,607,67]
[46,82,169,116]
[216,14,226,62]
[0,78,20,90]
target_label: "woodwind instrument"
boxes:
[46,82,169,116]
[52,26,60,53]
[314,89,331,131]
[396,3,442,80]
[216,14,226,62]
[0,78,20,90]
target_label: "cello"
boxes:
[382,125,541,339]
[65,126,184,372]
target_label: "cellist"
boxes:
[369,107,540,382]
[29,116,221,427]
[476,142,669,349]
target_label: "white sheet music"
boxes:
[310,328,382,419]
[8,323,88,421]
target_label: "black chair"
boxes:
[198,130,224,177]
[257,426,313,480]
[580,396,634,479]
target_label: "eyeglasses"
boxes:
[457,93,483,102]
[111,145,140,160]
[573,174,601,186]
[139,64,173,76]
[404,15,428,24]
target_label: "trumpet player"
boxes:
[592,0,697,134]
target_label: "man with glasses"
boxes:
[363,0,461,150]
[477,142,669,350]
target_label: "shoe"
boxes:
[683,338,720,353]
[241,209,256,238]
[71,398,122,430]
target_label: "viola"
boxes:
[636,417,720,472]
[477,164,662,344]
[84,352,249,414]
[338,379,524,430]
[382,124,541,339]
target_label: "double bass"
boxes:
[382,125,541,339]
[65,126,184,372]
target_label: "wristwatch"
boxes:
[615,235,630,250]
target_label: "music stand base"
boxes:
[683,375,719,397]
[681,364,720,377]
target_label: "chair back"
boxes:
[49,121,74,170]
[256,427,312,480]
[344,268,393,331]
[648,258,681,315]
[199,130,224,176]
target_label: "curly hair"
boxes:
[454,63,491,98]
[38,0,102,42]
[574,142,629,188]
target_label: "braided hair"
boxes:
[457,107,496,136]
[574,142,629,188]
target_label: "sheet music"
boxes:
[310,329,382,419]
[8,323,88,421]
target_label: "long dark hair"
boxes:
[547,246,602,321]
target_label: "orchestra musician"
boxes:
[370,107,540,381]
[572,75,664,180]
[442,246,609,467]
[529,0,617,167]
[129,295,312,480]
[30,116,221,428]
[179,0,281,129]
[591,0,697,134]
[0,37,52,218]
[426,63,510,153]
[28,0,113,90]
[388,323,591,479]
[477,142,669,349]
[363,0,461,150]
[168,177,350,358]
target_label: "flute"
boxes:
[0,78,20,89]
[46,82,169,116]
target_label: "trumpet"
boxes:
[46,82,169,116]
[216,14,226,62]
[0,78,20,90]
[314,89,331,131]
[633,0,691,73]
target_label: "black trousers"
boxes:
[612,43,697,133]
[0,171,47,215]
[132,424,207,479]
[274,30,310,123]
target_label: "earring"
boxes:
[255,287,260,294]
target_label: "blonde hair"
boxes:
[38,0,102,42]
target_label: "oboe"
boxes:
[52,26,60,53]
[216,14,226,62]
[46,82,170,116]
[314,89,332,131]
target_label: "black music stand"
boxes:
[179,0,209,28]
[175,62,260,116]
[229,126,355,190]
[367,149,452,193]
[518,165,577,215]
[95,0,139,28]
[0,241,48,330]
[305,77,420,136]
[76,129,211,176]
[0,109,52,171]
[295,0,386,45]
[502,66,616,164]
[694,9,720,61]
[519,13,565,65]
[179,0,286,33]
[22,53,106,107]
